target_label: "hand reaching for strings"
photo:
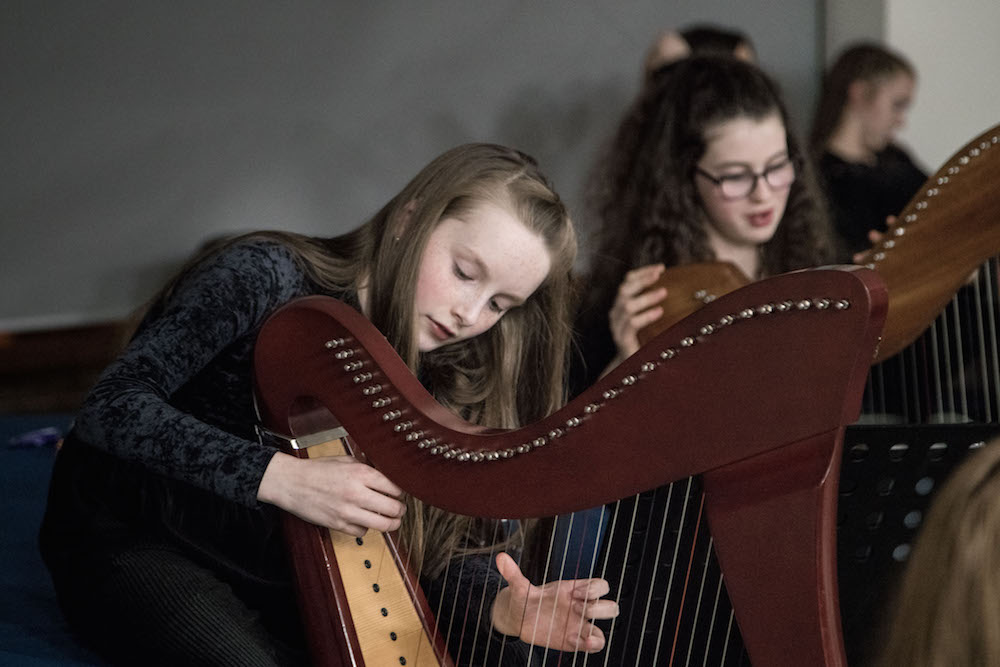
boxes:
[854,216,979,285]
[852,215,898,264]
[491,552,619,653]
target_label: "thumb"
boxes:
[496,552,528,589]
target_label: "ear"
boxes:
[847,79,873,106]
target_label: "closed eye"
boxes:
[453,263,473,281]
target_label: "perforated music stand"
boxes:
[837,423,1000,665]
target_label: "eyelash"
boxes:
[454,264,506,315]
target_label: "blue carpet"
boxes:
[0,414,106,666]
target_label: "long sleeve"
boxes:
[72,240,316,506]
[422,553,534,667]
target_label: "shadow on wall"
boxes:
[497,77,635,267]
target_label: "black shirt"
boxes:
[817,145,928,261]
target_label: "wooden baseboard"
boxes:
[0,321,129,413]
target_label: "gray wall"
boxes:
[3,1,823,331]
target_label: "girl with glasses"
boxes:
[574,56,835,388]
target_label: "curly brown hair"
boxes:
[581,56,834,325]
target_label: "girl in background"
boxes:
[810,42,927,260]
[642,23,757,83]
[575,56,834,390]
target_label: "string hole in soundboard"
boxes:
[914,476,935,496]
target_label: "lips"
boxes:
[428,317,454,342]
[747,209,774,228]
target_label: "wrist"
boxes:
[490,587,520,637]
[257,450,296,506]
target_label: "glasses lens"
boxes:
[720,175,754,199]
[764,160,796,189]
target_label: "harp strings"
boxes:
[545,479,744,666]
[863,258,1000,424]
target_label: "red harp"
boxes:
[253,265,886,666]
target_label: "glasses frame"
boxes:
[694,158,798,201]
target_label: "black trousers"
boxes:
[39,438,308,667]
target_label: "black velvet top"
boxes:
[39,239,532,666]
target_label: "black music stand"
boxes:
[837,423,1000,666]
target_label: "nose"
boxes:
[452,295,486,329]
[748,176,771,201]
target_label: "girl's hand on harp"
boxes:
[257,452,406,537]
[491,551,619,653]
[854,215,978,284]
[609,263,668,364]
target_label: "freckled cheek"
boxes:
[414,265,453,312]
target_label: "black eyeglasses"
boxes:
[695,158,797,200]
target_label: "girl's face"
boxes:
[413,200,552,352]
[694,113,793,255]
[857,72,915,153]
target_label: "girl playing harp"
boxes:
[574,55,835,391]
[39,143,618,666]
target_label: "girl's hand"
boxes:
[853,216,897,264]
[608,264,668,364]
[258,452,405,536]
[491,552,619,653]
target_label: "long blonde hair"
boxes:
[878,439,1000,666]
[156,143,576,576]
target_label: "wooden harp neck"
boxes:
[255,266,885,519]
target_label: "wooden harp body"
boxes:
[253,266,887,666]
